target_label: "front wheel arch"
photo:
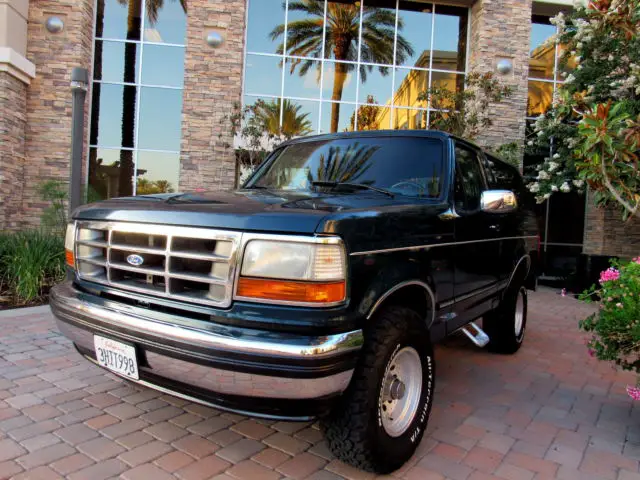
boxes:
[366,281,435,329]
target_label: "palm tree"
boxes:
[308,142,377,184]
[153,179,175,193]
[252,99,313,139]
[116,0,187,197]
[271,1,412,133]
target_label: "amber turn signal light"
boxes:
[237,277,346,304]
[65,249,75,267]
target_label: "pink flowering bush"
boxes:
[599,267,620,284]
[579,258,640,398]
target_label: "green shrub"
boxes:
[0,231,65,305]
[38,180,68,238]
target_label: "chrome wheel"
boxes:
[380,346,422,437]
[514,289,525,337]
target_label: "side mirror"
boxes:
[481,190,518,213]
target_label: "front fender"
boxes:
[350,255,438,327]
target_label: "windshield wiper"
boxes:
[311,181,395,198]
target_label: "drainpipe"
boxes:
[69,67,89,215]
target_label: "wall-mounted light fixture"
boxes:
[45,16,64,34]
[206,31,224,48]
[496,59,513,75]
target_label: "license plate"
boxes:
[94,335,139,380]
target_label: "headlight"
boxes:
[64,223,75,267]
[236,239,346,305]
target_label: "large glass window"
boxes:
[88,0,187,199]
[526,14,584,279]
[526,15,569,122]
[243,0,468,138]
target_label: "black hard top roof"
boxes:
[280,129,481,150]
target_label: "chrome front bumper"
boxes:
[50,281,362,420]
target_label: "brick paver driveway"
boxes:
[1,288,639,480]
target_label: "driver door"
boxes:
[449,143,501,332]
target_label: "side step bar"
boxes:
[460,321,490,347]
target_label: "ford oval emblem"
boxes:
[126,254,144,266]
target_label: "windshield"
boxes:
[246,136,445,198]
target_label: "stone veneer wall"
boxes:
[467,0,533,159]
[0,72,27,230]
[583,192,640,258]
[178,0,246,192]
[20,0,94,228]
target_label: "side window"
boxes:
[485,154,519,191]
[454,144,485,212]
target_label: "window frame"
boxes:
[87,0,187,198]
[452,141,487,213]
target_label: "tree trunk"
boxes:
[89,0,105,199]
[330,37,350,133]
[118,0,140,197]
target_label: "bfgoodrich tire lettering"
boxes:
[322,306,435,473]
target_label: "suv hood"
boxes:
[73,189,405,234]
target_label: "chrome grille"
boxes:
[74,221,241,308]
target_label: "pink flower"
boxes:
[588,349,595,357]
[607,297,613,302]
[600,267,620,284]
[633,257,640,265]
[627,385,640,401]
[561,288,567,297]
[616,302,623,308]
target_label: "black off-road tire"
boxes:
[484,285,527,354]
[321,306,435,473]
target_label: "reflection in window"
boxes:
[351,100,390,131]
[97,0,141,41]
[432,5,467,71]
[136,151,181,195]
[88,147,133,200]
[249,137,444,198]
[90,83,137,148]
[248,98,317,138]
[525,15,585,270]
[141,45,185,87]
[392,69,428,108]
[527,80,554,117]
[89,0,187,198]
[358,67,392,104]
[246,0,284,53]
[556,44,577,78]
[93,41,140,82]
[529,18,556,80]
[320,102,356,134]
[430,71,464,110]
[284,58,322,100]
[143,0,186,44]
[397,1,432,68]
[243,0,468,137]
[320,61,357,103]
[244,55,284,97]
[393,107,426,130]
[137,87,184,152]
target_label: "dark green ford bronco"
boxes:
[51,130,538,473]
